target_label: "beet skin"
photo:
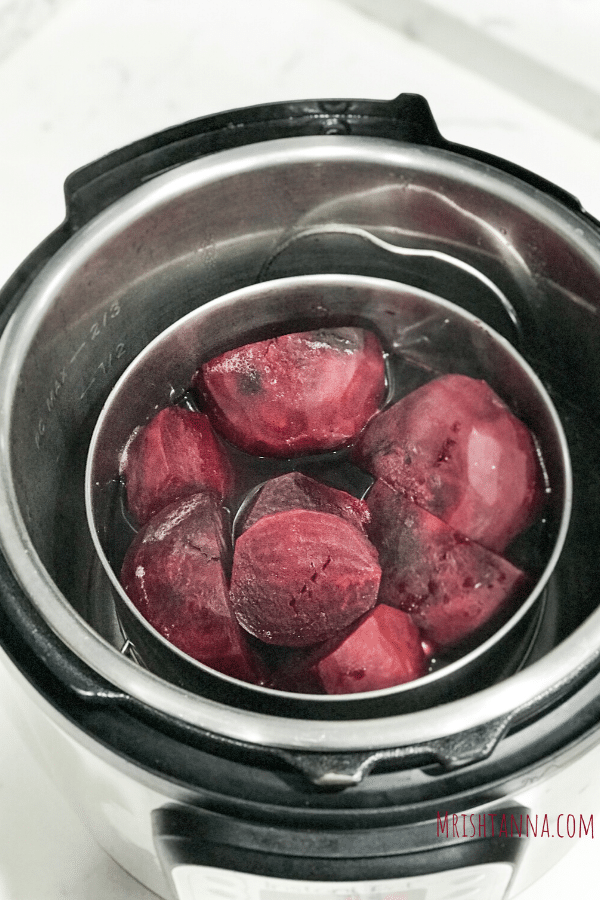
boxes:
[240,471,370,535]
[229,508,381,646]
[366,479,526,649]
[354,373,542,553]
[313,604,427,694]
[120,492,266,684]
[121,406,233,525]
[274,604,427,694]
[194,327,386,457]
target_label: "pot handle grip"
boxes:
[270,713,514,787]
[60,93,443,230]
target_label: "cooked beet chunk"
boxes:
[354,373,542,553]
[313,605,427,693]
[121,406,233,525]
[120,492,266,684]
[230,509,381,646]
[194,327,386,457]
[272,604,426,694]
[240,471,370,535]
[366,480,526,649]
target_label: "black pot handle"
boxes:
[61,93,445,230]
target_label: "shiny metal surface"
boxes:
[0,134,597,751]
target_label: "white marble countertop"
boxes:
[0,0,598,897]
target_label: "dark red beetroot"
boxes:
[229,508,381,647]
[314,605,427,694]
[239,471,370,535]
[121,406,233,525]
[194,327,386,457]
[366,479,527,649]
[275,604,427,694]
[354,373,542,553]
[120,492,267,684]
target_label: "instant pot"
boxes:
[0,92,599,899]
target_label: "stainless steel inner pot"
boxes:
[0,134,598,755]
[84,272,570,708]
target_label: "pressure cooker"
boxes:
[0,92,598,899]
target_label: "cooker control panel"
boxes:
[172,861,513,900]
